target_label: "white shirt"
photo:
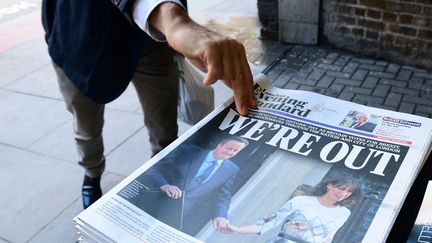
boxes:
[256,196,351,243]
[132,0,185,41]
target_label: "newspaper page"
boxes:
[407,180,432,243]
[75,74,432,243]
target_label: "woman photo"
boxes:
[221,177,361,243]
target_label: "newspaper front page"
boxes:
[75,74,432,243]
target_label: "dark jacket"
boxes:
[42,0,154,103]
[142,144,240,219]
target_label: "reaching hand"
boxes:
[160,184,182,199]
[217,223,261,234]
[184,32,257,117]
[149,3,257,116]
[217,223,239,234]
[212,217,230,232]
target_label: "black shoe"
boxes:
[82,174,102,209]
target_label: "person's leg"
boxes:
[132,40,179,156]
[52,61,105,208]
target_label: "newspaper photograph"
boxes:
[75,74,432,243]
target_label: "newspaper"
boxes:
[75,74,432,243]
[407,180,432,243]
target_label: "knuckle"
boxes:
[211,66,224,76]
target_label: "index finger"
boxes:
[231,47,256,116]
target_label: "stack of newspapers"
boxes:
[75,74,432,243]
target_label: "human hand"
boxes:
[149,3,256,116]
[186,33,257,117]
[160,184,182,199]
[212,217,230,232]
[217,223,239,234]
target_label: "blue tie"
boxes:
[188,161,218,190]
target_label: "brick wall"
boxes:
[258,0,432,70]
[321,0,432,70]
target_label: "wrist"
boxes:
[149,3,189,38]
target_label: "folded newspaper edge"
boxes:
[74,74,432,243]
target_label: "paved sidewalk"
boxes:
[265,46,432,118]
[0,1,431,243]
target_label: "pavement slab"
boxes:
[26,120,78,163]
[0,12,43,53]
[4,63,62,100]
[0,89,69,148]
[0,146,82,243]
[0,55,47,87]
[1,37,49,61]
[27,173,125,243]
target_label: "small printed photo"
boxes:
[339,110,381,133]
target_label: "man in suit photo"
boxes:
[350,113,377,133]
[132,136,249,235]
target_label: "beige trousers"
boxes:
[52,41,178,178]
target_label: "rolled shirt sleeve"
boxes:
[132,0,185,41]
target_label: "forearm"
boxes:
[235,224,261,234]
[148,2,186,33]
[148,3,209,57]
